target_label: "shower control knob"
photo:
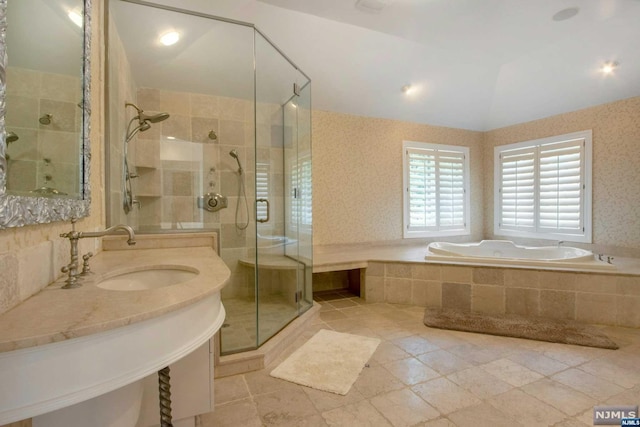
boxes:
[197,193,228,212]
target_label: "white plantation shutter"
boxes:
[298,157,312,226]
[407,149,437,228]
[291,156,312,228]
[438,151,466,228]
[538,140,583,232]
[256,163,269,221]
[404,142,470,237]
[499,147,536,230]
[495,130,591,242]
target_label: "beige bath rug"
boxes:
[424,308,618,350]
[270,329,380,395]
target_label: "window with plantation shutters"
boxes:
[403,141,470,238]
[256,163,269,222]
[494,130,592,243]
[291,156,312,229]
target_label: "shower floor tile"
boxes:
[221,295,299,353]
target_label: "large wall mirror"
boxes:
[0,0,91,229]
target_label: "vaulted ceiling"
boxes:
[124,0,640,130]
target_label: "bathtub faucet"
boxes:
[557,241,565,247]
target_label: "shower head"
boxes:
[139,112,170,124]
[124,102,170,143]
[138,122,152,132]
[39,114,52,125]
[125,102,170,125]
[229,149,243,174]
[6,131,19,143]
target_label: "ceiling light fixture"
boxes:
[552,7,579,22]
[68,10,83,27]
[159,31,180,46]
[401,84,414,95]
[601,61,619,75]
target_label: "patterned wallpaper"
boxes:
[313,96,640,254]
[312,110,485,246]
[484,96,640,254]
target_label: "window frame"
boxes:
[402,140,471,239]
[493,130,593,243]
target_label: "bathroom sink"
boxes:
[97,267,198,291]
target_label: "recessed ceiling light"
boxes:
[166,136,176,140]
[68,10,83,28]
[159,31,180,46]
[401,84,415,95]
[601,61,619,75]
[355,0,392,14]
[552,7,579,22]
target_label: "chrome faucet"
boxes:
[60,219,136,289]
[557,240,565,247]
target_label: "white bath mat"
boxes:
[270,329,380,395]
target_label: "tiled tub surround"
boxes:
[314,243,640,328]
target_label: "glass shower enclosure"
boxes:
[106,0,313,354]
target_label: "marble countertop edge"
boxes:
[0,247,230,354]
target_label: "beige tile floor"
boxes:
[200,295,640,427]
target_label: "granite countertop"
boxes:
[0,246,230,353]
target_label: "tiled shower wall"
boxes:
[5,67,82,196]
[107,16,137,228]
[114,84,290,299]
[108,17,294,301]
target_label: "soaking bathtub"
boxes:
[426,240,615,270]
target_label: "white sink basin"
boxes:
[97,267,198,291]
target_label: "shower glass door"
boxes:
[292,81,313,314]
[254,32,311,346]
[107,0,312,355]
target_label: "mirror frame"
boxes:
[0,0,92,229]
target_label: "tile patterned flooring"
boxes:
[200,294,640,427]
[221,295,302,353]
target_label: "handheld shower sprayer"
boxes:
[124,102,170,143]
[229,149,243,174]
[122,102,171,214]
[228,149,249,230]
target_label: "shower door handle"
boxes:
[257,198,270,223]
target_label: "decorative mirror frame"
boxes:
[0,0,92,229]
